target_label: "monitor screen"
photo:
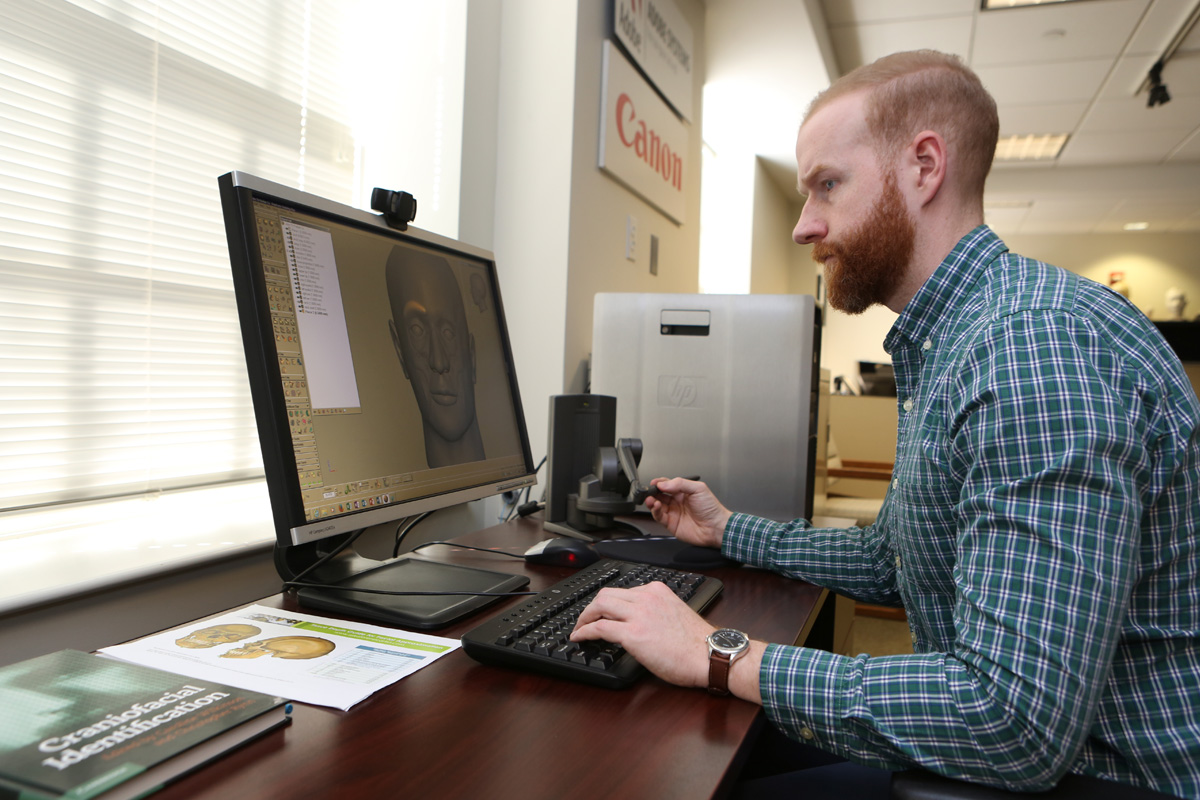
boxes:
[219,171,535,628]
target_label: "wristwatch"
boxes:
[706,628,750,696]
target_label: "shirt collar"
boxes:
[884,225,1008,355]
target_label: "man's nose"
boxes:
[793,202,826,245]
[428,332,450,373]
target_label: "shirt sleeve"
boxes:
[750,309,1147,791]
[723,512,904,607]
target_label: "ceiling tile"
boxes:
[1123,0,1200,56]
[1167,213,1200,231]
[1031,197,1122,222]
[820,0,976,27]
[1155,51,1200,97]
[1100,54,1170,99]
[982,205,1032,233]
[1097,197,1200,230]
[1081,94,1200,131]
[1058,128,1194,163]
[767,0,1200,235]
[831,17,973,71]
[973,0,1150,66]
[1017,217,1101,233]
[1091,219,1146,232]
[1183,15,1200,51]
[1103,51,1200,100]
[1168,129,1200,160]
[999,102,1090,134]
[975,59,1114,104]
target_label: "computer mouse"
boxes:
[524,537,600,568]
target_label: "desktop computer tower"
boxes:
[590,293,821,522]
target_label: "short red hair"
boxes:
[805,50,999,200]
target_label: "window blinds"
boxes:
[0,0,364,511]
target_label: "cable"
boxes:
[285,541,533,595]
[392,510,434,559]
[410,540,527,559]
[284,538,534,596]
[504,456,546,522]
[287,529,366,587]
[515,500,544,518]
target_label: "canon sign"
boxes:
[599,40,687,223]
[615,93,683,192]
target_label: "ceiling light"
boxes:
[982,0,1094,9]
[993,133,1069,162]
[1123,222,1150,231]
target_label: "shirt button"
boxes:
[892,478,899,490]
[903,398,914,412]
[895,555,902,569]
[922,339,933,351]
[800,727,815,740]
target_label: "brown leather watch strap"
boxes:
[708,651,733,696]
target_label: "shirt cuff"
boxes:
[722,511,783,568]
[759,642,845,748]
[758,643,911,770]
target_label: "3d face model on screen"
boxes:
[386,248,485,468]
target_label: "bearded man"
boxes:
[572,50,1199,799]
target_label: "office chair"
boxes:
[892,768,1182,800]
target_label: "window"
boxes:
[0,0,465,513]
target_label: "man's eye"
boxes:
[823,179,837,192]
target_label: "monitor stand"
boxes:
[275,538,529,631]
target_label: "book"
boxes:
[0,650,291,800]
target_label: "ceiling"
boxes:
[739,0,1200,235]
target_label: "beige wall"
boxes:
[563,1,707,393]
[750,160,818,297]
[1004,232,1200,323]
[482,0,708,466]
[487,2,579,466]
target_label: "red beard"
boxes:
[812,173,916,315]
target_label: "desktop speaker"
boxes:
[544,394,616,538]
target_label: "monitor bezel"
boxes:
[219,171,537,550]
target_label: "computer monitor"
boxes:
[219,171,536,629]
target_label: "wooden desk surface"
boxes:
[150,517,824,800]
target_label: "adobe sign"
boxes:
[599,40,689,225]
[612,0,694,122]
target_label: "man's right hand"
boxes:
[644,477,732,549]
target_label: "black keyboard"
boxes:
[460,559,723,689]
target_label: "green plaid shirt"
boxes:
[723,226,1200,797]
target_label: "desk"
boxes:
[149,517,827,800]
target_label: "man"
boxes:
[386,247,486,468]
[572,50,1200,798]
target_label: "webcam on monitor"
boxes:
[371,187,417,231]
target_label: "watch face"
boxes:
[709,629,748,653]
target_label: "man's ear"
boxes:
[908,130,947,207]
[389,318,411,380]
